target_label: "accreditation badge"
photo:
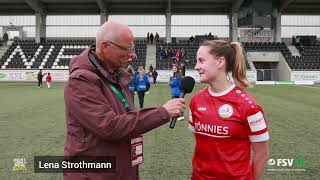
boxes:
[131,135,143,166]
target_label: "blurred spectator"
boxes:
[168,48,174,62]
[127,65,136,98]
[159,46,165,61]
[152,68,158,86]
[147,32,150,44]
[37,69,46,88]
[189,36,194,43]
[180,61,186,77]
[155,32,160,43]
[46,72,52,89]
[134,66,150,108]
[174,49,182,62]
[164,47,168,60]
[3,32,8,45]
[181,48,189,62]
[169,65,184,121]
[148,64,154,81]
[150,33,154,44]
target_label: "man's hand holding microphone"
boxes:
[163,76,195,128]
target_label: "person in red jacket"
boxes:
[189,40,269,180]
[45,72,52,88]
[63,20,186,180]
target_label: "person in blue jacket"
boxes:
[134,66,150,108]
[169,64,184,120]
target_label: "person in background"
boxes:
[46,72,52,88]
[3,32,8,45]
[159,46,165,61]
[147,32,150,44]
[64,20,186,180]
[168,48,174,63]
[169,64,184,121]
[152,68,158,86]
[127,65,135,96]
[180,61,186,77]
[189,40,269,180]
[155,32,160,43]
[174,49,181,63]
[150,33,154,44]
[37,69,46,88]
[134,66,150,108]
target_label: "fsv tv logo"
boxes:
[268,158,304,167]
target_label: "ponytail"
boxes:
[230,42,251,88]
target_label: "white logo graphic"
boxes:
[12,158,27,171]
[268,159,276,166]
[236,90,241,94]
[197,107,207,111]
[218,104,233,118]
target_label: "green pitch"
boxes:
[0,83,319,180]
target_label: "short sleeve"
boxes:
[188,99,195,132]
[245,104,270,142]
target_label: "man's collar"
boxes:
[88,46,126,84]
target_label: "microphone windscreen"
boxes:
[180,76,195,94]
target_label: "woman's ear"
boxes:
[217,56,226,69]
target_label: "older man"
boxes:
[64,20,185,180]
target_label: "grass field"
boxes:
[0,82,319,180]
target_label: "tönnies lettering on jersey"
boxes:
[247,111,266,132]
[194,122,230,138]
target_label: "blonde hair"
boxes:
[200,40,251,87]
[138,66,145,79]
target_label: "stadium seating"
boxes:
[0,39,147,70]
[156,40,250,70]
[128,40,147,68]
[156,40,197,70]
[290,37,320,70]
[242,41,320,70]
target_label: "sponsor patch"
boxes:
[247,111,266,132]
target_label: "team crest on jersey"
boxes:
[218,104,233,118]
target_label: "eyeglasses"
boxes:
[106,40,135,53]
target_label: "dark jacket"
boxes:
[64,47,170,180]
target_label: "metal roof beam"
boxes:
[232,0,244,12]
[279,0,295,13]
[25,0,47,14]
[96,0,107,12]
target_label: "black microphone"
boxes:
[170,76,195,129]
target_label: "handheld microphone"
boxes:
[169,76,195,129]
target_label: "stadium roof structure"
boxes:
[0,0,320,15]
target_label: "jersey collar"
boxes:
[208,83,235,97]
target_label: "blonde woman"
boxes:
[189,40,269,180]
[134,66,150,108]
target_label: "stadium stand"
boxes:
[0,39,147,70]
[156,40,251,70]
[156,40,196,69]
[290,36,320,70]
[129,40,147,68]
[242,40,320,70]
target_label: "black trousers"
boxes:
[137,91,145,108]
[153,77,157,85]
[38,78,42,87]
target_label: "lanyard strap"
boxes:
[88,50,130,111]
[108,82,130,111]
